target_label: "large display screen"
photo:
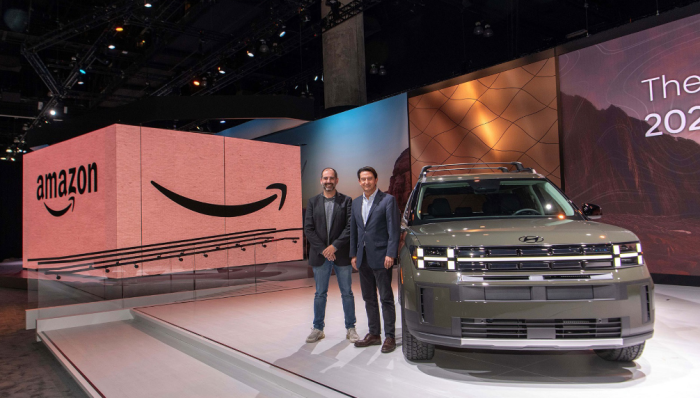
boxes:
[259,94,410,211]
[558,14,700,277]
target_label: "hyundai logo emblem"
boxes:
[519,236,544,243]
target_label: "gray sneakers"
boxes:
[346,327,360,343]
[306,328,325,343]
[306,328,359,343]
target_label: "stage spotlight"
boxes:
[144,2,152,7]
[0,157,6,161]
[77,79,84,85]
[193,78,201,86]
[474,21,483,35]
[369,64,378,74]
[5,148,12,153]
[115,26,124,32]
[108,44,116,49]
[79,69,86,75]
[220,120,226,124]
[217,66,226,74]
[379,65,387,76]
[314,75,318,81]
[259,40,269,53]
[49,109,57,116]
[279,25,286,37]
[10,157,15,161]
[246,45,256,57]
[484,24,493,37]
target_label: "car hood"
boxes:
[408,218,638,246]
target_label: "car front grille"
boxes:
[460,318,623,339]
[455,244,614,271]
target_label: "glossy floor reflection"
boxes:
[137,275,700,397]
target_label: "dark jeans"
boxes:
[312,259,356,331]
[359,251,396,338]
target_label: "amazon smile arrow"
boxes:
[151,181,287,217]
[44,197,75,217]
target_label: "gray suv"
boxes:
[398,162,654,361]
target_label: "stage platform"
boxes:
[36,273,700,398]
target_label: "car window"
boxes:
[415,179,575,221]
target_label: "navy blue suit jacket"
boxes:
[349,190,401,270]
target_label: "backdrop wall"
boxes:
[558,13,700,277]
[259,94,411,211]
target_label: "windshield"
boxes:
[414,179,576,222]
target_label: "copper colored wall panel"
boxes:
[409,58,561,185]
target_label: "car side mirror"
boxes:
[581,203,602,220]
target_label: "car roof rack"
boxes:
[419,162,535,178]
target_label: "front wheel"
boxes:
[594,342,645,362]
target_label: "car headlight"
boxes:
[410,246,456,270]
[612,242,643,267]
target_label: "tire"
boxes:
[400,284,435,361]
[594,342,645,362]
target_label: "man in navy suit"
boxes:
[350,166,400,353]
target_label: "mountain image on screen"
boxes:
[561,93,700,276]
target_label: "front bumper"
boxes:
[411,329,653,350]
[400,262,655,350]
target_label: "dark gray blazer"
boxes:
[349,190,400,270]
[303,192,353,267]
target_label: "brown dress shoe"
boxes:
[381,337,396,353]
[354,333,382,347]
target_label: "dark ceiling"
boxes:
[1,0,699,154]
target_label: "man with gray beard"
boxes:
[303,168,358,343]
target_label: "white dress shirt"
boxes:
[362,189,378,226]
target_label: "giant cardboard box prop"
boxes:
[23,124,302,279]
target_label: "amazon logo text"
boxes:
[37,163,97,217]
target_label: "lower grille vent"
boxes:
[461,318,622,339]
[642,285,651,323]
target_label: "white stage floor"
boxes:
[134,274,700,398]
